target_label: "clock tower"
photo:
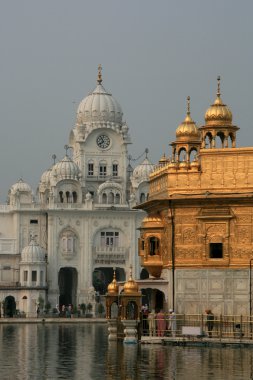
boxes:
[69,65,132,205]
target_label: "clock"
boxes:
[96,134,110,149]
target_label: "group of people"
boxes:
[141,306,177,337]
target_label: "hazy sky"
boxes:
[0,0,253,202]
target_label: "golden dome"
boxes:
[176,96,200,141]
[107,270,119,295]
[159,153,168,165]
[123,266,139,294]
[205,76,232,126]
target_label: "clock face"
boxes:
[96,134,110,149]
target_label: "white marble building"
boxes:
[0,67,153,317]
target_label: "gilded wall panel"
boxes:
[175,246,202,260]
[236,225,251,244]
[231,246,252,259]
[182,227,197,245]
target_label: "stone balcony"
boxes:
[93,246,129,265]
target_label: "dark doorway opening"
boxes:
[4,295,16,317]
[93,267,125,295]
[58,267,77,307]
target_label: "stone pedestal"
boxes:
[122,320,138,344]
[107,318,118,341]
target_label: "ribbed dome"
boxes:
[123,267,139,294]
[10,179,32,194]
[176,96,200,141]
[21,239,46,263]
[205,77,232,126]
[132,158,154,182]
[76,66,123,126]
[51,155,80,181]
[107,271,119,295]
[40,168,52,185]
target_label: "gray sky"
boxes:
[0,0,253,202]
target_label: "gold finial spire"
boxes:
[97,64,102,84]
[217,75,221,97]
[129,264,133,280]
[187,96,191,115]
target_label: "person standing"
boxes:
[168,309,177,337]
[148,309,156,336]
[205,309,214,337]
[156,309,166,337]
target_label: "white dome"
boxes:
[51,155,80,181]
[21,239,46,263]
[40,168,52,185]
[132,158,154,182]
[76,83,123,126]
[10,179,32,194]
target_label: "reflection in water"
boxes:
[0,324,253,379]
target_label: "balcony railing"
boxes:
[86,175,122,182]
[93,246,128,265]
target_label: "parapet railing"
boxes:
[141,313,253,339]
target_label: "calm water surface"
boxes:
[0,323,252,380]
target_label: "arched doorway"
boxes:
[58,267,77,307]
[93,267,125,295]
[141,288,165,312]
[4,295,16,317]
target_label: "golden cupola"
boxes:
[107,269,119,295]
[205,76,232,126]
[123,266,139,295]
[176,96,200,141]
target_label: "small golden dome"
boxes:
[123,266,139,294]
[141,214,163,228]
[205,76,232,126]
[107,270,119,294]
[176,96,200,141]
[159,153,168,165]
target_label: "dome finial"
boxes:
[97,64,102,84]
[187,96,191,115]
[129,264,133,280]
[217,75,221,97]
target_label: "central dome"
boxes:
[76,66,123,126]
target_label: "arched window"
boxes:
[59,191,64,203]
[66,191,70,203]
[149,237,160,255]
[99,160,107,177]
[112,162,118,177]
[88,161,94,176]
[140,193,145,203]
[102,193,107,204]
[108,192,114,204]
[72,191,77,203]
[115,193,120,204]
